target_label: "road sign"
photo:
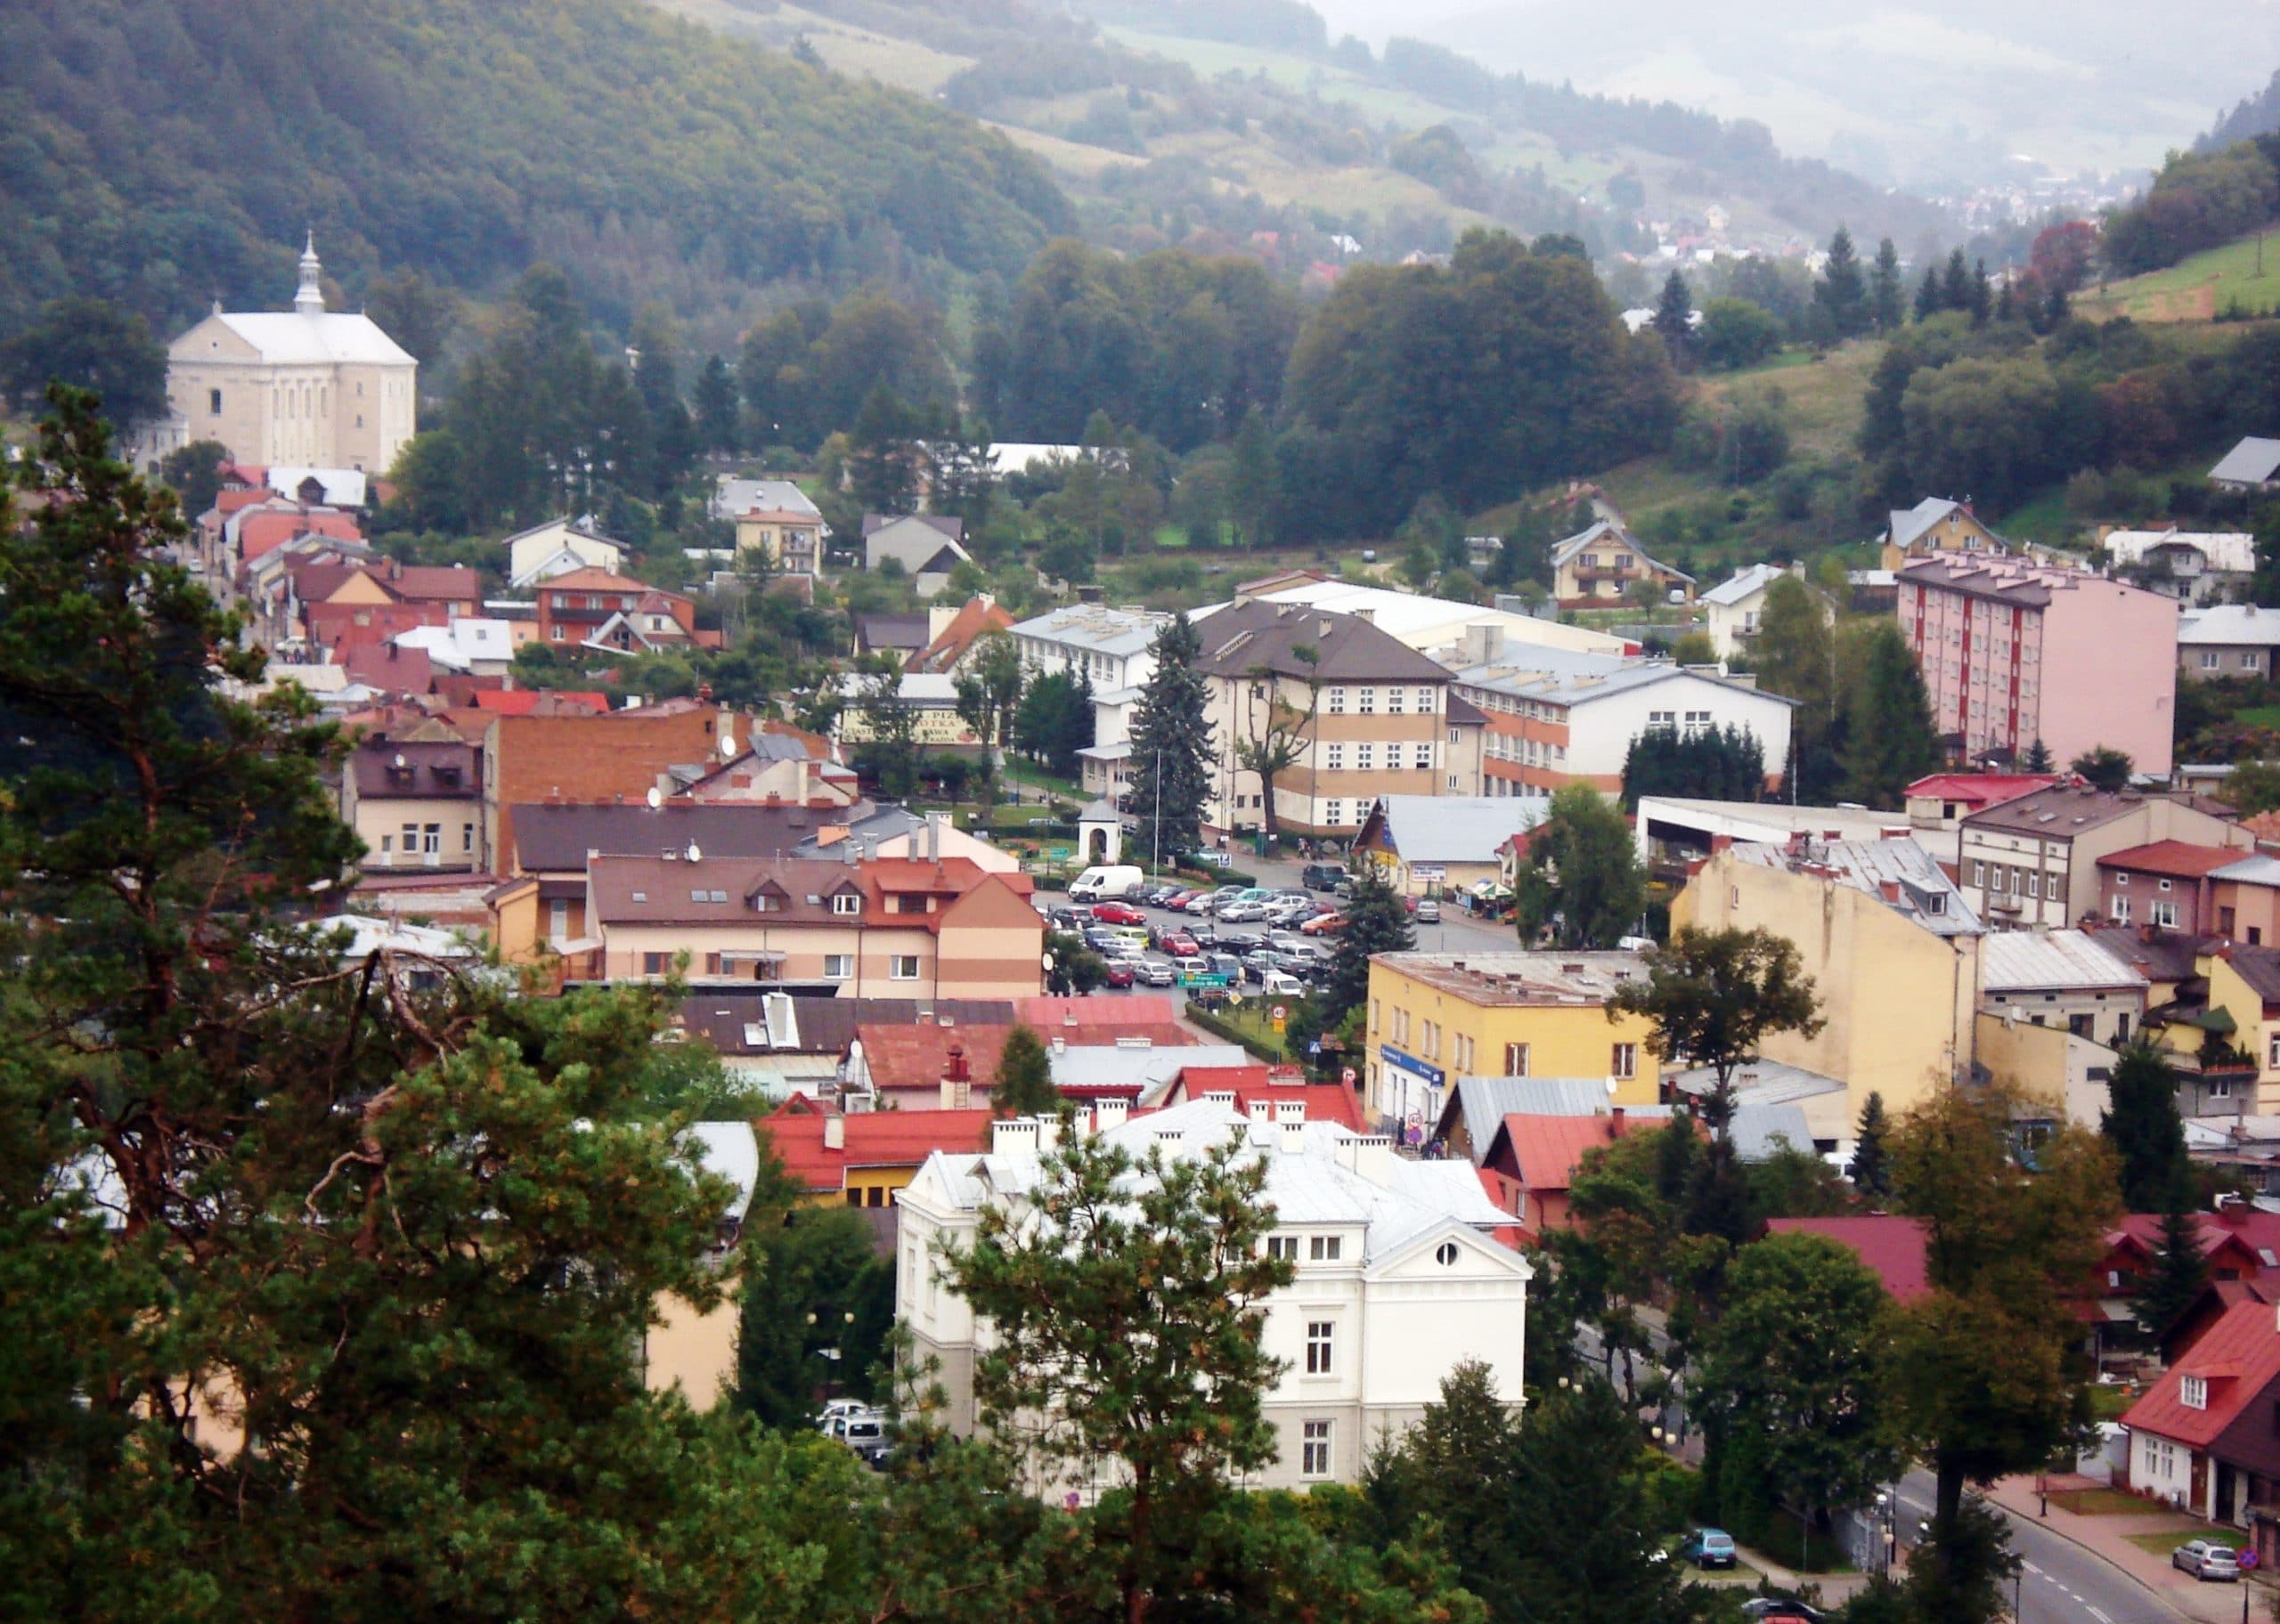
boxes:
[1307,1041,1322,1057]
[1341,1067,1357,1086]
[2243,1548,2262,1571]
[1273,1016,1287,1035]
[1272,1004,1287,1020]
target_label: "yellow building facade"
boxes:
[1363,952,1665,1134]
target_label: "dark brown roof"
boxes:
[1898,556,2060,606]
[588,855,863,926]
[1964,785,2238,839]
[511,802,846,872]
[854,613,929,650]
[1446,692,1487,727]
[347,739,479,800]
[2224,946,2280,1004]
[2081,923,2210,986]
[678,995,1014,1057]
[1193,599,1451,683]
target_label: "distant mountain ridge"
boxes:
[0,0,1074,338]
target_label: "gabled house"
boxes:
[533,567,709,652]
[1877,497,2007,571]
[2210,436,2280,495]
[2179,605,2280,683]
[1763,1216,1933,1303]
[2105,528,2255,605]
[2121,1297,2280,1525]
[862,514,971,597]
[1700,562,1828,660]
[1478,1109,1649,1234]
[340,737,484,872]
[1549,521,1694,605]
[504,519,625,589]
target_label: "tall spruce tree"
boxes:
[1941,248,1973,314]
[1125,613,1214,867]
[1849,1091,1893,1198]
[2023,737,2056,772]
[1654,270,1696,368]
[1915,264,1942,321]
[1322,860,1416,1021]
[2132,1205,2211,1346]
[1816,225,1869,338]
[990,1023,1062,1116]
[1869,238,1907,332]
[1838,622,1942,808]
[2103,1042,2192,1212]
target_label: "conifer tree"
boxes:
[2023,736,2056,773]
[1654,270,1696,368]
[1815,225,1869,338]
[1125,613,1214,867]
[1968,258,1993,326]
[693,353,742,456]
[1849,1091,1893,1198]
[1915,264,1942,321]
[1869,237,1907,332]
[1837,621,1942,808]
[2103,1042,2191,1212]
[1322,860,1415,1020]
[990,1024,1063,1117]
[1942,248,1973,314]
[2132,1204,2211,1346]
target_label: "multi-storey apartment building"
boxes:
[1896,556,2178,775]
[1192,600,1452,840]
[1956,784,2247,930]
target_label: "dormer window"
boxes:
[832,892,862,915]
[2182,1375,2208,1410]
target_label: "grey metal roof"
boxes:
[1362,795,1550,865]
[2213,856,2280,887]
[1437,1076,1675,1153]
[1666,1060,1846,1107]
[1454,658,1796,711]
[1981,929,2150,994]
[1730,836,1982,936]
[1886,497,1966,551]
[1006,605,1169,659]
[1728,1104,1820,1164]
[2211,437,2280,485]
[2179,605,2280,649]
[1193,599,1452,682]
[712,476,820,522]
[512,802,832,872]
[1702,562,1787,607]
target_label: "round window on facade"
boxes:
[1435,1241,1460,1266]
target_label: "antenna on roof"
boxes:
[687,842,702,863]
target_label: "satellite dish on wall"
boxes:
[686,842,702,863]
[646,786,663,809]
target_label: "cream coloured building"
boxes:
[897,1100,1529,1491]
[149,238,417,475]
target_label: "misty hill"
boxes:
[657,0,1948,263]
[1310,0,2280,190]
[0,0,1073,339]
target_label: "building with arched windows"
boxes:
[143,236,417,475]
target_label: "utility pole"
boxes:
[1152,745,1162,876]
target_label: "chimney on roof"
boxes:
[1609,1107,1626,1138]
[1095,1097,1129,1132]
[1052,1035,1067,1055]
[1280,1117,1307,1154]
[940,1043,972,1111]
[1882,826,1910,840]
[1318,616,1334,640]
[1352,606,1375,624]
[823,1112,844,1151]
[1879,880,1902,905]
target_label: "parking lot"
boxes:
[1040,879,1353,1002]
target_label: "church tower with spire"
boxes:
[294,231,326,315]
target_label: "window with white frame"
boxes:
[1323,800,1345,826]
[1267,1236,1300,1262]
[1504,1042,1530,1076]
[1356,743,1375,771]
[2111,895,2131,923]
[1386,688,1405,715]
[1301,1419,1332,1478]
[833,891,861,915]
[2267,1031,2280,1068]
[1612,1043,1638,1079]
[1414,687,1434,712]
[1683,710,1711,732]
[1305,1320,1335,1375]
[2181,1375,2208,1410]
[2152,900,2179,928]
[1326,743,1345,771]
[824,954,853,980]
[2247,653,2264,670]
[1414,743,1434,768]
[2201,651,2221,670]
[889,954,921,980]
[1356,686,1376,715]
[1327,686,1347,714]
[1310,1235,1342,1262]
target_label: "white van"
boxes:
[1069,865,1145,902]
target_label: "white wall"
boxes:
[1568,676,1795,782]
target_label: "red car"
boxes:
[1090,901,1147,926]
[1299,913,1347,936]
[1161,932,1200,958]
[1101,962,1136,988]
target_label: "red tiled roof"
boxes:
[910,597,1014,672]
[1170,1065,1366,1130]
[1017,995,1181,1028]
[1905,773,2058,808]
[239,508,363,562]
[2097,840,2244,880]
[855,1022,1014,1095]
[2107,1211,2280,1270]
[536,566,659,593]
[1765,1215,1934,1303]
[340,642,435,695]
[1494,1112,1640,1193]
[758,1101,996,1193]
[2122,1298,2280,1449]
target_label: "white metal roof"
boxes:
[2210,437,2280,485]
[2213,855,2280,887]
[1364,795,1550,865]
[1980,929,2149,994]
[1006,604,1168,659]
[2179,605,2280,648]
[265,466,368,507]
[1701,562,1787,607]
[208,311,415,367]
[1197,579,1629,658]
[2105,530,2255,573]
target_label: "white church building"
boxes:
[142,237,417,477]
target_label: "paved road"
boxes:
[1894,1470,2201,1624]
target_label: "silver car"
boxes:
[2173,1539,2241,1582]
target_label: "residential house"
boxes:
[2212,855,2280,946]
[676,994,1015,1104]
[532,568,707,654]
[1152,1065,1367,1131]
[480,702,728,879]
[1006,603,1172,757]
[1700,563,1828,660]
[1548,520,1694,605]
[1763,1216,1932,1303]
[392,618,518,678]
[340,737,484,872]
[1902,772,2058,858]
[2092,1208,2280,1358]
[862,514,971,597]
[1193,600,1454,840]
[1957,785,2248,930]
[1633,798,1905,870]
[2121,1298,2280,1526]
[304,597,452,662]
[908,597,1014,676]
[1363,952,1665,1135]
[2105,528,2256,604]
[141,237,415,475]
[2163,948,2280,1114]
[2210,436,2280,495]
[577,853,1042,999]
[761,1095,998,1209]
[714,477,825,576]
[1673,834,1983,1119]
[1899,556,2178,774]
[844,1023,1016,1113]
[505,519,624,589]
[1352,795,1550,898]
[852,613,931,662]
[1427,1076,1676,1163]
[833,671,983,751]
[897,1101,1530,1490]
[2099,841,2244,934]
[1454,654,1795,800]
[675,735,861,808]
[1205,575,1629,662]
[1978,928,2147,1046]
[1478,1110,1651,1234]
[2179,605,2280,683]
[1877,497,2008,571]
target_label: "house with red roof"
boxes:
[1479,1109,1649,1234]
[908,596,1014,676]
[2121,1297,2280,1524]
[849,1022,1015,1110]
[1157,1063,1366,1131]
[1903,772,2058,826]
[2091,1205,2280,1352]
[305,597,452,660]
[2097,841,2247,937]
[1763,1215,1934,1304]
[758,1095,997,1209]
[533,567,715,653]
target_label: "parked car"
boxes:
[1183,892,1218,914]
[1102,962,1136,989]
[1217,930,1266,953]
[1185,922,1218,948]
[1090,901,1147,926]
[1161,932,1200,959]
[1159,889,1197,910]
[1049,906,1092,930]
[1171,955,1211,982]
[1205,953,1244,983]
[1301,863,1347,891]
[1415,897,1441,922]
[835,1413,893,1468]
[815,1399,873,1431]
[1740,1600,1826,1622]
[1299,912,1347,936]
[1217,900,1268,922]
[2174,1540,2242,1582]
[1681,1530,1737,1571]
[1135,960,1177,987]
[1259,970,1307,997]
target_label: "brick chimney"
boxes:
[940,1042,972,1111]
[1609,1107,1626,1138]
